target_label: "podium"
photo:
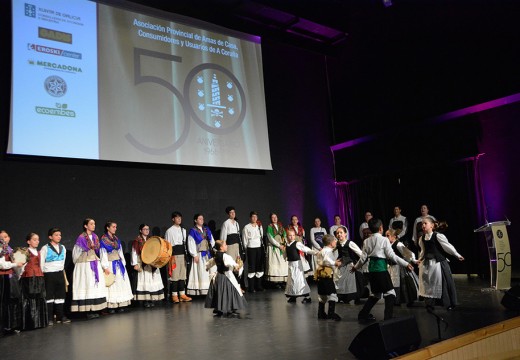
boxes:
[474,220,512,290]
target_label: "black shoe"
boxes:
[227,311,240,318]
[58,317,71,324]
[107,309,116,314]
[86,313,99,320]
[144,302,151,308]
[117,308,126,313]
[447,305,456,311]
[287,297,296,303]
[301,297,312,304]
[328,313,341,321]
[213,310,223,317]
[358,313,376,322]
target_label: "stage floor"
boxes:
[1,275,518,359]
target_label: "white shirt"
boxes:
[40,243,66,273]
[165,225,186,246]
[221,219,240,241]
[242,223,263,248]
[354,233,409,270]
[389,215,408,239]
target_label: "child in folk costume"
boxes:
[186,214,216,296]
[284,228,318,303]
[352,218,414,322]
[334,226,363,304]
[416,216,464,310]
[20,233,48,329]
[100,221,133,312]
[286,215,312,277]
[0,231,24,334]
[205,240,246,317]
[40,227,70,325]
[132,224,164,307]
[71,218,107,319]
[315,234,342,320]
[266,213,288,286]
[165,212,192,303]
[386,228,419,307]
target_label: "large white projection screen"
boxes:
[9,0,272,170]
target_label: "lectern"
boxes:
[474,220,512,289]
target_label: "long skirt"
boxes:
[135,264,164,301]
[285,260,310,297]
[71,262,107,312]
[419,259,458,307]
[336,263,358,295]
[266,246,287,283]
[1,275,22,330]
[187,254,215,296]
[20,276,48,329]
[106,267,134,309]
[205,272,247,313]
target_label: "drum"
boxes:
[141,236,172,268]
[13,247,29,264]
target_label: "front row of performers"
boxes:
[0,212,464,333]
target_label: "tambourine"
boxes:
[13,247,29,264]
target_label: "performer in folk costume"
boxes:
[266,213,288,286]
[20,233,48,329]
[40,227,70,325]
[388,206,408,241]
[71,218,107,319]
[186,214,216,296]
[0,231,24,334]
[205,240,247,318]
[284,228,317,304]
[412,204,436,246]
[220,206,244,262]
[334,226,363,304]
[315,234,342,320]
[329,214,348,238]
[352,218,414,322]
[242,211,264,292]
[131,224,164,307]
[416,216,464,310]
[359,211,373,241]
[165,212,192,303]
[386,228,419,307]
[100,221,133,312]
[309,217,327,272]
[286,215,312,276]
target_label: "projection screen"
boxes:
[9,0,273,170]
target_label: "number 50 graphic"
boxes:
[125,47,247,155]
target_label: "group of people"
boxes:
[0,204,465,334]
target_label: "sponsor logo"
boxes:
[27,43,82,59]
[44,75,67,97]
[35,103,76,117]
[38,27,72,44]
[29,59,83,74]
[25,3,36,18]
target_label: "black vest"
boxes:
[286,241,300,262]
[423,232,447,262]
[215,252,228,274]
[337,240,354,264]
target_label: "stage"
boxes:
[1,275,518,359]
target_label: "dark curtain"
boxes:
[335,157,486,275]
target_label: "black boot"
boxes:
[255,276,264,291]
[47,302,54,325]
[327,301,341,321]
[318,302,327,319]
[358,296,378,322]
[384,294,396,320]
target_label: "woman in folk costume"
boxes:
[286,215,312,277]
[265,213,288,286]
[71,218,107,319]
[19,233,48,329]
[284,228,317,304]
[417,216,464,310]
[100,221,133,312]
[334,226,363,304]
[309,217,327,273]
[131,224,164,307]
[386,228,419,307]
[0,231,23,334]
[186,214,216,296]
[205,240,247,317]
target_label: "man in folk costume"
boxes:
[165,211,192,303]
[352,218,413,322]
